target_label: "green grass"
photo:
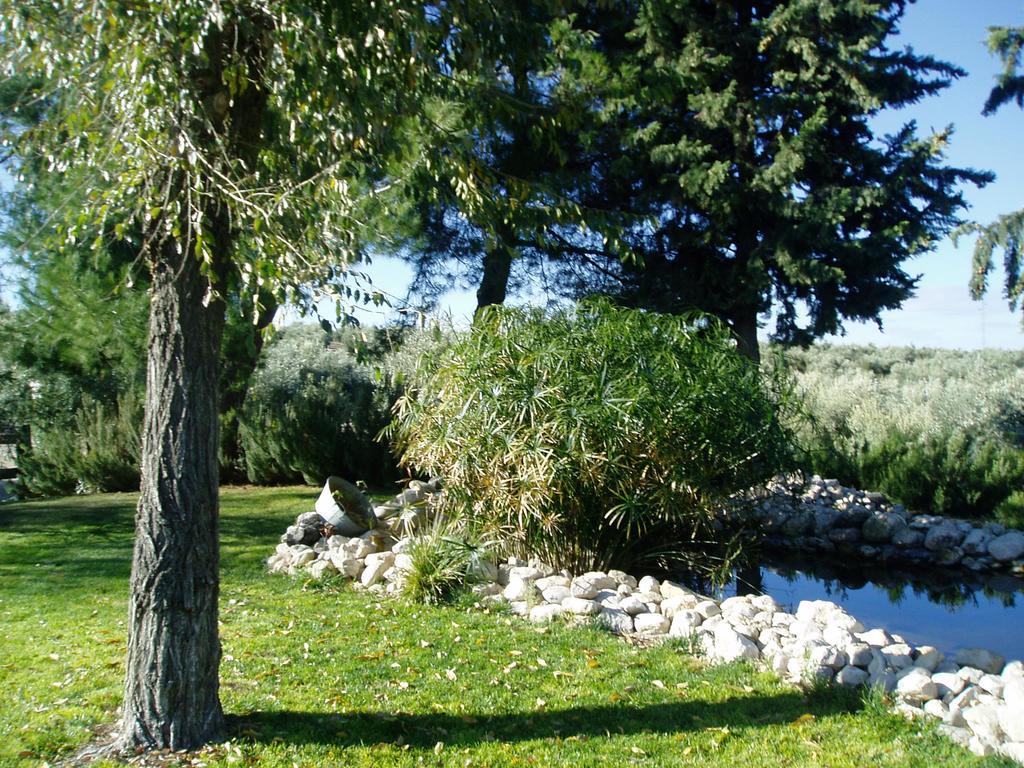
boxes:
[0,487,1014,768]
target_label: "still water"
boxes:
[715,552,1024,663]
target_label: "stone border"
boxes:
[266,482,1024,764]
[738,476,1024,574]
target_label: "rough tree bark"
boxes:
[475,238,514,316]
[730,306,761,364]
[118,236,227,750]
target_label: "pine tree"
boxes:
[556,0,992,359]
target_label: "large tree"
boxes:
[0,0,496,751]
[957,22,1024,322]
[546,0,991,359]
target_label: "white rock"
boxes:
[608,569,638,589]
[950,685,981,711]
[959,666,985,684]
[1000,743,1024,763]
[638,575,660,594]
[956,648,1005,674]
[360,555,394,587]
[963,703,1005,743]
[694,600,721,619]
[822,625,855,648]
[913,646,943,672]
[291,548,316,567]
[751,594,780,612]
[937,724,972,747]
[542,586,572,604]
[731,622,759,640]
[529,604,565,623]
[969,737,995,757]
[508,601,529,616]
[635,613,671,635]
[809,645,848,670]
[858,628,893,648]
[569,576,600,599]
[881,643,914,670]
[896,669,938,703]
[669,610,703,638]
[772,612,794,627]
[619,595,648,616]
[795,600,837,626]
[561,597,601,616]
[660,594,699,618]
[713,624,760,662]
[581,571,617,590]
[503,577,536,602]
[924,699,948,719]
[597,608,634,635]
[393,553,414,572]
[364,551,395,570]
[343,538,377,559]
[846,642,873,668]
[307,559,337,579]
[1000,681,1024,741]
[979,673,1005,698]
[836,665,869,687]
[932,672,967,698]
[509,566,546,582]
[659,580,693,600]
[1003,661,1024,685]
[535,575,570,591]
[390,537,411,553]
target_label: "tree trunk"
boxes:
[475,238,514,316]
[731,306,761,364]
[119,239,226,750]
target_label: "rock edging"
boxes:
[266,480,1024,764]
[737,475,1024,575]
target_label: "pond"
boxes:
[713,551,1024,663]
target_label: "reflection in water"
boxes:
[680,548,1024,662]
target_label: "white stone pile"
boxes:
[745,475,1024,574]
[266,480,1024,764]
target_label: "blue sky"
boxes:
[350,0,1024,349]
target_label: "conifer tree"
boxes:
[555,0,992,358]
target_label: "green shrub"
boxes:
[389,300,795,573]
[400,521,494,605]
[18,393,141,496]
[238,324,446,487]
[779,344,1024,521]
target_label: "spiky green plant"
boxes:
[388,299,795,573]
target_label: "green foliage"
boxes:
[238,325,394,485]
[390,300,795,573]
[782,344,1024,523]
[401,521,492,605]
[954,23,1024,325]
[18,393,142,496]
[546,1,990,348]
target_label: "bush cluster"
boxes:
[389,300,795,573]
[781,345,1024,526]
[238,323,443,487]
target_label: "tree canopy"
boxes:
[542,0,991,357]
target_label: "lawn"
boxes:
[0,487,1014,768]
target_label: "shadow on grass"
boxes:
[229,689,861,749]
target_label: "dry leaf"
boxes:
[790,713,815,727]
[652,679,665,689]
